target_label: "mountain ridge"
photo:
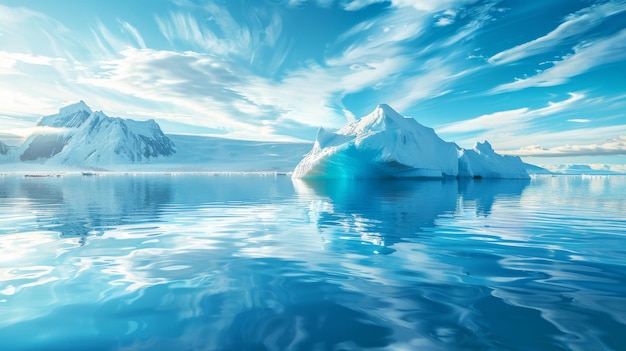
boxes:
[19,102,175,166]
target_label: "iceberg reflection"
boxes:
[293,178,529,252]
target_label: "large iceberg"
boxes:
[293,104,458,179]
[293,104,529,179]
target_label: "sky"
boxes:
[0,0,625,166]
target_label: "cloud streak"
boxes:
[492,29,626,93]
[489,0,626,65]
[438,92,585,134]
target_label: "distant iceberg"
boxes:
[293,104,529,179]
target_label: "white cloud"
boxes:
[0,4,74,60]
[480,123,626,154]
[343,0,386,11]
[77,48,262,131]
[392,0,463,12]
[492,29,626,93]
[509,135,626,157]
[489,0,626,65]
[0,51,64,75]
[435,17,455,26]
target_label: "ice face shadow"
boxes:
[293,178,529,253]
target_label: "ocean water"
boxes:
[0,174,625,351]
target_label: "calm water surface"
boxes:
[0,174,625,351]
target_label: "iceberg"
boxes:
[458,141,530,179]
[293,104,458,179]
[293,104,530,179]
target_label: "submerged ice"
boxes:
[293,104,529,179]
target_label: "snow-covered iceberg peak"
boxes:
[338,103,408,135]
[293,104,459,179]
[457,141,529,179]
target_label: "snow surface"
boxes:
[293,104,530,179]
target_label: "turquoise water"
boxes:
[0,174,625,351]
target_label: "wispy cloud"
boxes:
[78,48,255,128]
[343,0,386,11]
[344,0,467,12]
[392,0,466,12]
[492,29,626,93]
[489,0,626,65]
[438,92,585,134]
[119,20,147,49]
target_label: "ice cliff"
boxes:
[293,104,529,179]
[20,101,176,166]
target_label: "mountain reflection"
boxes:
[0,174,298,241]
[293,178,529,253]
[1,175,173,240]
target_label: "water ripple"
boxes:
[0,175,624,350]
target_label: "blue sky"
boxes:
[1,0,625,165]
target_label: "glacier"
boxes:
[293,104,529,179]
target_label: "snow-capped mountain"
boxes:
[293,104,529,179]
[20,101,175,167]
